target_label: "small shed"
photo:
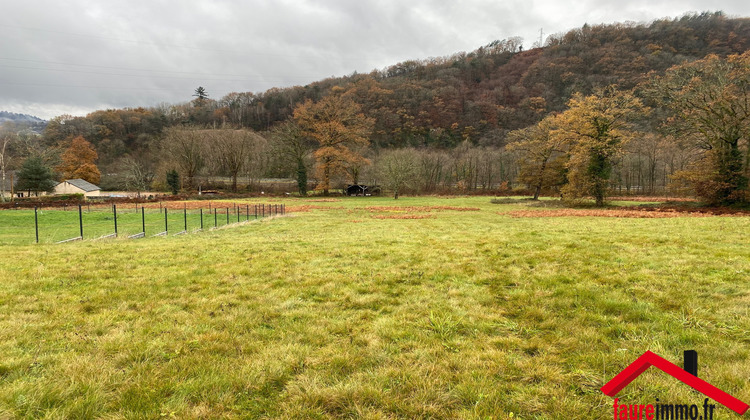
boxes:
[54,179,101,197]
[345,184,380,196]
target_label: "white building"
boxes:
[54,179,101,197]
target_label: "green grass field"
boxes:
[0,204,270,245]
[0,197,748,419]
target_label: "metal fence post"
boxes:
[226,207,229,225]
[246,204,249,221]
[237,205,240,223]
[184,207,187,232]
[200,208,203,230]
[34,206,39,244]
[78,204,83,239]
[142,207,145,235]
[214,208,217,227]
[113,204,118,237]
[164,208,168,234]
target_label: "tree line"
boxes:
[1,12,748,204]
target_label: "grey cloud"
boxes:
[1,0,749,120]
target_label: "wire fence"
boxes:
[0,202,285,245]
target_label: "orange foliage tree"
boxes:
[293,88,374,194]
[57,136,101,184]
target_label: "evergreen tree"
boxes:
[16,156,57,196]
[166,169,180,195]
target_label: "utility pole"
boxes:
[539,28,544,48]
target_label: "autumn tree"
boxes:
[646,53,750,204]
[554,87,646,205]
[269,121,315,195]
[293,88,374,194]
[507,114,568,199]
[57,136,101,184]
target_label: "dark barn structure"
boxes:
[345,185,380,196]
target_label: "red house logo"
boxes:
[601,350,748,415]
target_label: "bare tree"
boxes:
[378,148,418,199]
[211,129,266,192]
[0,130,15,202]
[121,154,156,196]
[163,127,206,190]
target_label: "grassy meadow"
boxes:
[0,196,748,419]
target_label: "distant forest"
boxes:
[2,12,750,202]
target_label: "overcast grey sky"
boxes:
[2,0,750,120]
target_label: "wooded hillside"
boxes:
[3,12,749,201]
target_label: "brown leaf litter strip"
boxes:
[608,196,699,203]
[372,214,435,220]
[364,206,480,212]
[504,207,749,218]
[284,205,345,212]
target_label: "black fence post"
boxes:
[246,204,249,221]
[34,206,39,244]
[200,208,203,230]
[226,207,229,225]
[78,204,83,239]
[164,208,168,234]
[142,207,146,235]
[684,350,698,377]
[184,207,187,232]
[214,208,217,228]
[237,205,240,223]
[113,204,118,237]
